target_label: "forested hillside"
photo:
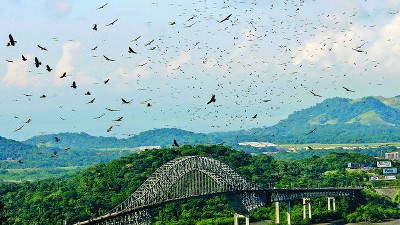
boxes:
[1,145,399,224]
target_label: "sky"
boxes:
[1,0,399,141]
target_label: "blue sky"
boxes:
[1,0,399,141]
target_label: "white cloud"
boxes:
[54,41,81,85]
[165,51,191,75]
[46,0,73,17]
[2,56,36,88]
[369,14,400,70]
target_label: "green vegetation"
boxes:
[0,145,399,224]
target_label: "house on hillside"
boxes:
[385,152,399,160]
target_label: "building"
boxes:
[385,152,399,160]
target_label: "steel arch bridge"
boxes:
[74,155,361,225]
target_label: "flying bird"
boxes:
[310,90,322,97]
[128,47,137,54]
[104,78,110,84]
[13,124,25,132]
[46,65,52,72]
[71,81,77,89]
[105,107,120,112]
[37,45,48,51]
[207,94,216,104]
[92,24,97,31]
[97,3,108,10]
[107,126,113,132]
[51,152,58,157]
[7,34,16,46]
[94,113,105,119]
[103,55,115,61]
[342,86,355,92]
[172,139,179,147]
[60,72,67,78]
[34,57,42,68]
[87,98,95,104]
[306,127,317,135]
[55,137,60,142]
[121,98,132,104]
[113,117,123,122]
[21,55,27,61]
[85,91,91,95]
[252,114,257,119]
[105,19,118,26]
[219,14,232,23]
[144,39,154,46]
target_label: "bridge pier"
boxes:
[275,202,280,224]
[328,197,336,211]
[287,201,291,225]
[302,198,311,219]
[234,213,249,225]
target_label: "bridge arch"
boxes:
[109,155,259,214]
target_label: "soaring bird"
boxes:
[7,34,16,46]
[342,86,355,92]
[105,107,120,112]
[94,113,105,119]
[113,117,123,122]
[207,94,216,104]
[46,65,52,72]
[104,78,110,84]
[306,127,317,135]
[219,14,232,23]
[107,126,113,132]
[71,81,77,89]
[60,72,67,78]
[13,124,25,132]
[144,39,154,46]
[51,152,58,157]
[310,90,322,97]
[37,45,48,51]
[121,98,132,104]
[128,47,137,54]
[105,19,118,26]
[97,3,108,10]
[103,55,115,61]
[34,57,42,68]
[172,139,179,147]
[87,98,95,104]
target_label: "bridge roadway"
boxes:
[74,156,362,225]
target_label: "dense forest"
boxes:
[0,145,399,224]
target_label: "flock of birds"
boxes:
[2,0,394,155]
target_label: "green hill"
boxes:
[0,145,399,224]
[240,96,400,144]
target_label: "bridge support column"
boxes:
[302,198,311,219]
[234,213,249,225]
[328,197,336,211]
[275,202,280,224]
[287,201,291,225]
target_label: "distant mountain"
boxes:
[238,96,400,144]
[23,96,400,149]
[23,128,212,150]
